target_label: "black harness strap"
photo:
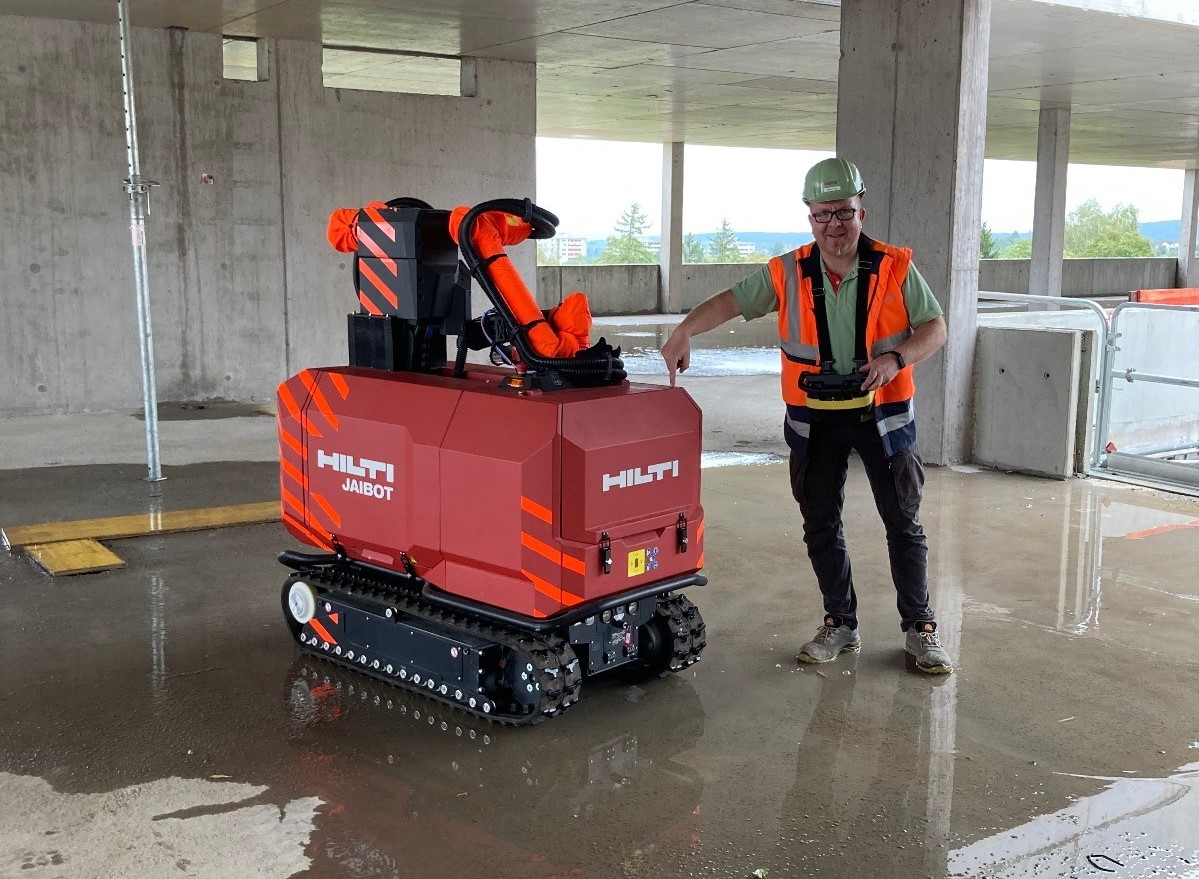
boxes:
[798,248,833,367]
[799,237,884,371]
[855,235,885,365]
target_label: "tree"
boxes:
[536,242,560,266]
[1063,199,1153,258]
[707,217,742,263]
[599,202,656,264]
[770,240,789,257]
[1002,237,1032,259]
[980,222,999,260]
[682,233,707,264]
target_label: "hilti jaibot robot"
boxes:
[276,197,706,724]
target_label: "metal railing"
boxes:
[977,292,1199,495]
[1095,301,1199,494]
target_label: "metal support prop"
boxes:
[118,0,164,482]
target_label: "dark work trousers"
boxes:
[788,409,933,632]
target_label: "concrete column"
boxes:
[1030,105,1071,301]
[837,0,991,466]
[659,142,684,313]
[1180,168,1199,288]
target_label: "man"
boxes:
[659,158,953,674]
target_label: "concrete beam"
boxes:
[1180,168,1198,287]
[1030,105,1071,303]
[837,0,991,466]
[659,142,684,313]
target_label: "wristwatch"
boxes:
[888,350,906,369]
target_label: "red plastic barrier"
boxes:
[1130,288,1199,305]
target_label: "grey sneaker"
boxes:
[905,621,953,674]
[797,617,861,664]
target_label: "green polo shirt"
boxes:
[730,257,943,376]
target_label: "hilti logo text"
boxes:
[602,460,679,492]
[318,450,395,500]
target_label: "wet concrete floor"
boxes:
[3,453,1199,878]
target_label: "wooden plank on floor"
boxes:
[2,501,280,550]
[26,539,126,576]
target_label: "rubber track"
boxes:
[285,564,583,726]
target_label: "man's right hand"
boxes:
[660,329,691,386]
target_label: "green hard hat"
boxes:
[803,158,866,204]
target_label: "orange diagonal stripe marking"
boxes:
[561,589,584,607]
[359,293,383,315]
[328,373,350,400]
[309,618,337,646]
[279,428,303,456]
[310,492,342,529]
[364,207,396,241]
[697,519,706,542]
[521,532,560,566]
[281,457,307,490]
[521,568,561,603]
[299,371,340,432]
[302,413,323,439]
[358,260,399,309]
[282,488,305,517]
[277,383,300,418]
[328,613,339,624]
[358,229,390,262]
[520,496,553,525]
[561,553,586,576]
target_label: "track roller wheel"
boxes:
[639,593,706,675]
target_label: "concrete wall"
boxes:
[535,263,762,315]
[973,326,1082,478]
[0,14,535,415]
[537,258,1182,317]
[536,264,659,313]
[979,258,1178,297]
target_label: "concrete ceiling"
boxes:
[4,0,1199,166]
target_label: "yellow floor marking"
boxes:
[2,501,280,550]
[25,539,127,576]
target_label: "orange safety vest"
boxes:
[767,235,918,457]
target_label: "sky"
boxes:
[536,137,1187,239]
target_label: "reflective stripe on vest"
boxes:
[769,238,919,457]
[780,256,819,364]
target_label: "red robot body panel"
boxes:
[281,366,704,619]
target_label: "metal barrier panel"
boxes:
[1095,302,1199,494]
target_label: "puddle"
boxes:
[701,451,785,469]
[621,345,780,377]
[949,762,1199,878]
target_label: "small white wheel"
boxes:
[288,581,318,624]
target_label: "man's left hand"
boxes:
[859,353,900,392]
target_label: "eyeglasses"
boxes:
[809,207,859,224]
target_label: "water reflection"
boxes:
[948,762,1199,877]
[283,658,707,877]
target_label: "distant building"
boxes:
[736,242,758,258]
